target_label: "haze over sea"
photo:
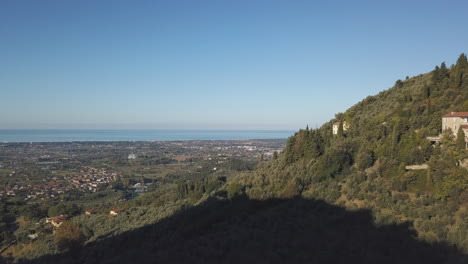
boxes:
[0,129,294,143]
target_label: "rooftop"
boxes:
[442,112,468,118]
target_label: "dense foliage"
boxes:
[16,197,465,264]
[241,54,468,252]
[1,55,467,263]
[54,222,85,252]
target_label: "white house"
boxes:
[332,121,349,135]
[110,208,125,215]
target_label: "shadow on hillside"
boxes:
[16,196,467,264]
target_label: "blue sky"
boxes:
[1,0,467,130]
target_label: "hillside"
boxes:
[5,54,468,264]
[241,54,468,251]
[16,197,464,264]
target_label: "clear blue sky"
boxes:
[1,0,467,130]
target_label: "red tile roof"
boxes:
[461,125,468,129]
[51,215,69,223]
[111,208,125,213]
[442,112,468,118]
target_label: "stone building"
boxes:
[442,112,468,138]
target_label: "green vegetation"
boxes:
[16,197,465,264]
[239,53,468,252]
[2,55,468,263]
[54,222,85,252]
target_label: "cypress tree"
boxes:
[440,62,449,78]
[391,121,401,155]
[426,98,432,115]
[456,126,466,150]
[433,62,449,83]
[425,85,431,98]
[337,121,344,137]
[452,53,468,90]
[456,53,468,68]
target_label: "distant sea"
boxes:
[0,129,295,143]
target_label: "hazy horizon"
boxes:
[0,128,296,131]
[0,122,300,131]
[2,1,468,130]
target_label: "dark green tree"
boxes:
[452,53,468,90]
[48,203,81,217]
[226,182,243,199]
[391,122,400,148]
[356,147,375,170]
[426,97,432,115]
[337,121,344,137]
[456,126,466,151]
[395,79,403,88]
[456,53,468,68]
[111,177,124,190]
[440,62,449,78]
[259,153,264,163]
[273,151,279,160]
[54,221,86,252]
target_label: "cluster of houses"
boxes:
[84,207,126,216]
[0,188,18,198]
[0,183,64,199]
[67,166,120,192]
[0,166,121,200]
[46,208,126,228]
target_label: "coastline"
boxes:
[0,129,295,143]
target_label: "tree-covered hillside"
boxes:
[17,197,465,264]
[6,55,468,264]
[240,54,468,252]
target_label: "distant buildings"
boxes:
[46,214,69,227]
[332,121,349,135]
[110,208,125,215]
[85,209,97,215]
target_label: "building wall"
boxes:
[332,125,339,135]
[442,117,468,136]
[343,122,350,131]
[332,122,349,135]
[52,221,63,227]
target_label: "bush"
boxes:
[54,221,86,252]
[227,182,243,199]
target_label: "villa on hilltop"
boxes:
[332,121,349,135]
[442,112,468,137]
[427,112,468,147]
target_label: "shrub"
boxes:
[54,221,86,252]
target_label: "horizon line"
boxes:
[0,128,298,131]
